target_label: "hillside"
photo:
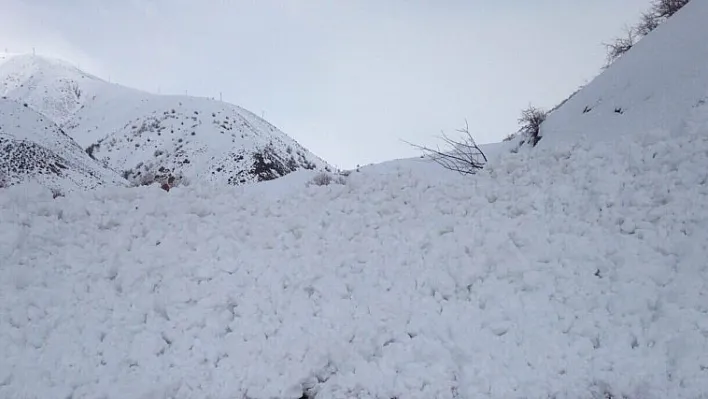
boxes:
[0,97,127,191]
[538,0,708,145]
[0,54,330,187]
[0,52,101,126]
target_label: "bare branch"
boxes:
[636,12,659,36]
[652,0,689,19]
[517,106,547,147]
[604,27,638,65]
[404,120,487,175]
[604,0,689,66]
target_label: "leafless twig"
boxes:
[405,120,487,175]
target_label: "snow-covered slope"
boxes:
[0,98,127,191]
[538,0,708,146]
[2,101,707,398]
[0,53,101,126]
[72,93,329,187]
[0,53,330,187]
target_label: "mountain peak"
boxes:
[0,53,107,126]
[1,53,331,190]
[0,52,101,80]
[0,53,104,92]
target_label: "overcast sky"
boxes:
[1,0,650,168]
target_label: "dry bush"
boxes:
[517,106,547,147]
[652,0,690,19]
[604,27,638,65]
[51,188,65,199]
[605,0,690,65]
[406,120,487,175]
[636,12,660,36]
[309,172,346,186]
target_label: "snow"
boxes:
[0,98,127,191]
[67,92,329,186]
[0,54,101,126]
[0,53,330,188]
[2,1,708,398]
[538,0,708,147]
[2,99,708,397]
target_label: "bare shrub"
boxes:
[406,120,487,175]
[605,0,690,65]
[517,106,547,147]
[85,142,100,160]
[122,164,189,191]
[309,172,346,187]
[604,27,638,65]
[70,82,82,100]
[51,188,65,199]
[652,0,690,19]
[636,12,660,36]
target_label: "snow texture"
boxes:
[2,100,708,398]
[0,97,127,191]
[2,1,708,398]
[0,53,330,188]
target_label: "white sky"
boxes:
[1,0,650,168]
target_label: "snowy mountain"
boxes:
[2,1,708,399]
[0,53,330,188]
[0,52,98,126]
[538,0,707,145]
[0,97,127,191]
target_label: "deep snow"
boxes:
[2,101,708,397]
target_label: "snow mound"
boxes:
[0,54,331,188]
[2,101,707,398]
[0,98,127,191]
[538,0,708,146]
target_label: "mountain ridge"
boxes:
[0,53,331,189]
